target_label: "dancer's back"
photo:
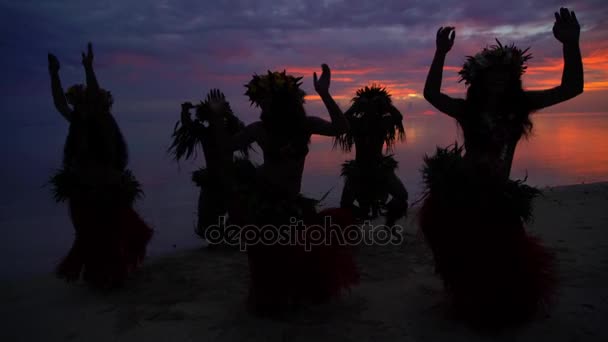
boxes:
[63,109,127,172]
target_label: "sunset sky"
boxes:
[1,0,607,124]
[1,1,607,277]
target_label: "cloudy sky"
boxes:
[1,0,607,125]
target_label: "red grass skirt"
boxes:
[419,193,556,328]
[246,207,359,316]
[56,200,153,288]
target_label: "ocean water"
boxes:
[1,112,607,280]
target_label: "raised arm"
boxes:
[48,53,73,121]
[526,8,584,110]
[82,43,100,93]
[229,121,261,152]
[308,64,349,136]
[423,27,465,118]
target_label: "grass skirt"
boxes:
[230,162,360,316]
[341,155,407,222]
[418,145,556,329]
[50,168,153,289]
[341,155,396,209]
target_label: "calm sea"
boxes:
[1,112,607,280]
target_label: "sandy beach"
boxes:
[1,182,607,341]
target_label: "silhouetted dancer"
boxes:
[48,43,153,289]
[336,85,408,227]
[207,66,359,317]
[169,90,252,243]
[419,8,583,329]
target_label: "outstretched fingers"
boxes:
[560,7,571,23]
[81,42,94,67]
[207,88,227,108]
[554,7,580,33]
[571,10,579,26]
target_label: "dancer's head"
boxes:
[459,39,531,94]
[336,85,404,153]
[65,84,113,114]
[244,70,307,123]
[459,40,533,136]
[244,70,310,156]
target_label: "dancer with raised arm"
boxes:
[48,43,153,289]
[169,91,252,242]
[207,66,359,316]
[420,8,583,328]
[336,85,408,226]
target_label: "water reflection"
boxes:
[1,112,607,279]
[303,112,608,203]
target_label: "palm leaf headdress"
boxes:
[459,39,532,86]
[169,89,249,161]
[244,70,306,107]
[335,85,405,152]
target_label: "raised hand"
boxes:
[207,89,228,114]
[313,64,331,95]
[49,52,73,120]
[553,7,580,45]
[48,53,60,73]
[436,27,455,54]
[82,42,94,68]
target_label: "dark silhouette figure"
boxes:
[207,66,359,316]
[419,8,583,329]
[336,85,408,226]
[48,43,153,289]
[169,91,251,241]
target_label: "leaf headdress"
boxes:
[458,39,532,86]
[244,70,306,107]
[335,85,405,152]
[169,90,250,161]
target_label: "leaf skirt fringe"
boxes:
[50,168,152,289]
[418,145,556,329]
